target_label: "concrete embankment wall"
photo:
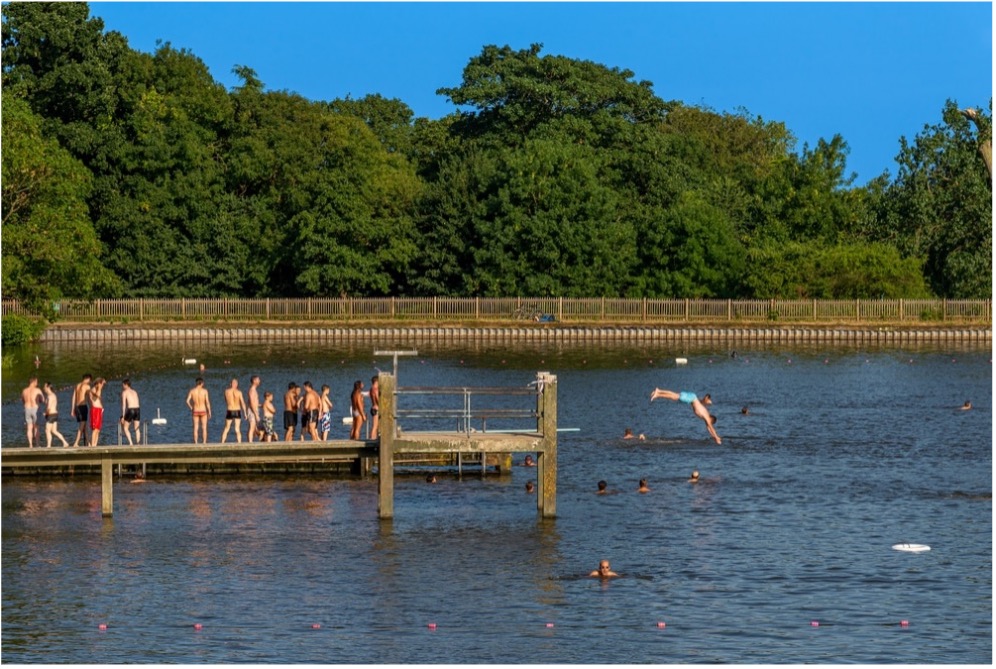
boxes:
[40,325,991,345]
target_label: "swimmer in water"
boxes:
[638,478,650,493]
[597,480,608,494]
[961,400,972,410]
[689,470,700,483]
[525,481,535,493]
[523,454,536,467]
[590,560,619,578]
[623,428,635,439]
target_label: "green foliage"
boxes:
[743,241,932,299]
[1,97,121,310]
[875,100,992,297]
[2,5,987,302]
[1,314,46,346]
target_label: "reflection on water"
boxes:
[1,342,991,662]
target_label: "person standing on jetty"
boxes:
[318,384,333,441]
[350,380,366,440]
[247,375,261,442]
[88,378,106,446]
[300,382,322,441]
[283,383,300,441]
[43,382,70,448]
[21,377,44,448]
[369,375,381,440]
[120,379,141,445]
[221,378,248,443]
[650,388,722,444]
[186,378,211,444]
[260,391,277,442]
[71,374,92,447]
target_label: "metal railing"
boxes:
[2,297,990,324]
[394,385,540,434]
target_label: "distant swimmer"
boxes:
[525,481,535,494]
[523,454,536,467]
[650,388,721,444]
[740,406,750,415]
[638,478,650,493]
[590,560,619,578]
[426,474,437,484]
[623,428,635,439]
[597,480,609,494]
[689,470,700,483]
[961,400,972,411]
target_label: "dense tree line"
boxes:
[2,4,991,314]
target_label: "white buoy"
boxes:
[152,408,167,425]
[675,357,688,365]
[183,358,197,365]
[892,543,930,552]
[342,416,354,425]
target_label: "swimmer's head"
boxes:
[690,470,700,481]
[597,480,607,492]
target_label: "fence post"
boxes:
[899,298,904,322]
[642,297,647,322]
[558,297,563,322]
[727,299,732,321]
[537,372,558,518]
[856,298,861,322]
[139,298,144,322]
[433,296,437,319]
[942,298,947,322]
[475,297,480,320]
[684,298,690,321]
[182,298,186,320]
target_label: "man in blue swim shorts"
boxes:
[650,388,721,444]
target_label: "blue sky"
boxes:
[87,2,992,185]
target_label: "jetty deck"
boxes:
[1,372,559,520]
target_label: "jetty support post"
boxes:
[101,454,113,517]
[378,373,396,519]
[536,372,558,518]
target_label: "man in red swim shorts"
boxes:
[88,378,106,446]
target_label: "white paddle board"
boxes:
[892,543,930,553]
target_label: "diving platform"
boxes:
[1,372,559,519]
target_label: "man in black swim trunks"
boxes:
[300,381,322,441]
[71,374,92,448]
[283,382,300,441]
[220,378,247,443]
[120,379,141,445]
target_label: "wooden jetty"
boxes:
[1,372,559,520]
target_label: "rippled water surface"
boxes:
[2,340,991,663]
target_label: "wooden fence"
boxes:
[2,297,990,325]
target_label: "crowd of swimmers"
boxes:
[19,373,382,447]
[19,374,138,449]
[184,374,381,444]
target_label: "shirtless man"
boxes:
[21,377,44,448]
[300,382,322,441]
[318,384,334,441]
[220,378,247,443]
[368,376,380,440]
[246,376,261,442]
[349,380,366,440]
[120,379,141,446]
[283,383,300,441]
[88,378,106,446]
[186,378,211,444]
[590,560,619,578]
[43,382,70,448]
[650,388,722,444]
[71,374,92,447]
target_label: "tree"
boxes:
[1,98,120,310]
[876,100,992,297]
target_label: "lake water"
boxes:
[1,339,991,663]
